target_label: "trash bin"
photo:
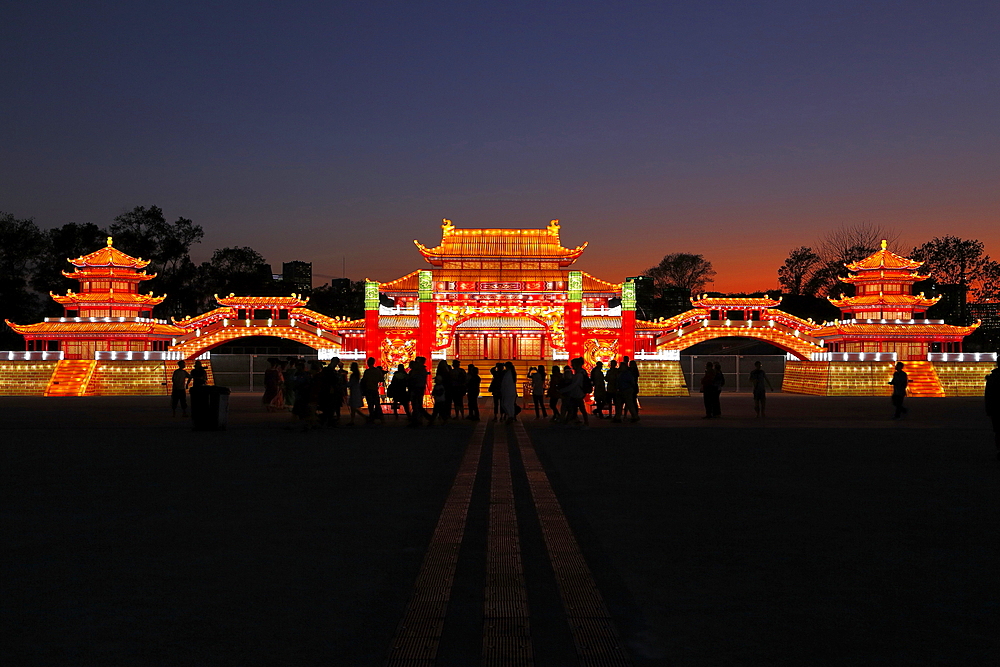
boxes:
[191,385,231,431]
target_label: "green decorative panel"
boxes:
[419,270,434,302]
[364,280,380,310]
[622,280,636,311]
[568,271,583,302]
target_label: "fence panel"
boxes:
[209,353,318,392]
[682,354,786,392]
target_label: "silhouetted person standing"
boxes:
[889,361,908,419]
[547,365,562,421]
[489,363,504,421]
[191,360,208,388]
[590,361,607,418]
[605,359,619,421]
[528,365,547,418]
[562,358,589,428]
[448,359,467,419]
[171,360,191,417]
[501,361,518,422]
[407,357,430,426]
[262,358,281,411]
[466,364,481,420]
[618,360,640,422]
[429,372,449,426]
[361,357,385,424]
[700,362,716,418]
[712,361,725,417]
[388,364,410,417]
[748,361,774,418]
[984,362,999,458]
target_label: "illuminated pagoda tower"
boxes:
[810,240,978,358]
[364,219,634,368]
[6,237,183,359]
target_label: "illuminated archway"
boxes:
[658,323,823,360]
[170,326,337,360]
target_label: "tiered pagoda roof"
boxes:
[6,319,183,337]
[844,241,922,272]
[62,237,157,282]
[382,220,619,295]
[828,294,939,310]
[812,241,979,342]
[809,320,977,339]
[51,291,166,306]
[49,237,167,310]
[69,237,153,269]
[827,242,938,315]
[414,219,587,267]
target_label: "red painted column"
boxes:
[565,302,583,359]
[619,279,637,360]
[565,270,584,359]
[620,309,635,359]
[364,280,382,362]
[417,270,435,361]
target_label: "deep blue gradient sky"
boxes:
[2,1,997,290]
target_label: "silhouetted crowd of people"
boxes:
[256,355,647,430]
[248,355,1000,446]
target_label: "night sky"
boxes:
[2,1,997,292]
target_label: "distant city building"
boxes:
[969,302,999,330]
[925,283,969,325]
[281,261,313,292]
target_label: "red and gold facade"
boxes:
[6,237,184,359]
[362,219,634,369]
[3,229,991,397]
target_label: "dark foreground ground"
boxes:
[2,394,998,666]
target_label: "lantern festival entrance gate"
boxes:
[3,225,993,397]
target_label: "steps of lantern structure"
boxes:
[902,360,945,398]
[44,360,98,396]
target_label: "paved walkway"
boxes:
[386,420,631,666]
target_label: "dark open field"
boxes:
[2,394,997,666]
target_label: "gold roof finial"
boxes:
[107,236,114,246]
[441,218,454,232]
[880,239,887,250]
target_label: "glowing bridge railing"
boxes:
[4,351,65,361]
[804,352,897,362]
[926,352,997,363]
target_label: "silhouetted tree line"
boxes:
[635,223,997,332]
[0,207,364,347]
[4,209,995,350]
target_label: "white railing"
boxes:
[581,306,622,316]
[317,349,365,360]
[95,350,210,361]
[633,349,681,360]
[926,352,998,362]
[551,351,569,360]
[3,350,65,361]
[378,305,420,315]
[806,352,897,362]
